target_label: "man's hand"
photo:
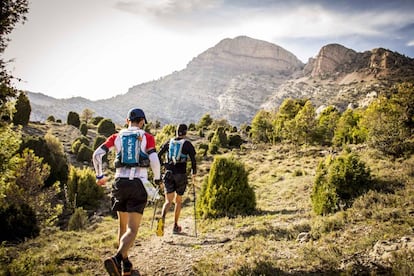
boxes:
[96,175,107,186]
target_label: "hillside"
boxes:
[27,36,414,127]
[3,121,413,275]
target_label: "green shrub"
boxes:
[68,207,88,231]
[20,134,69,187]
[66,166,104,210]
[71,140,82,154]
[97,118,116,137]
[0,203,39,242]
[198,143,208,156]
[9,148,62,228]
[67,111,80,128]
[12,92,31,126]
[197,113,213,130]
[361,88,414,157]
[91,116,104,125]
[311,151,371,215]
[46,115,55,122]
[250,109,273,143]
[76,144,93,163]
[74,135,90,146]
[228,134,244,148]
[155,124,176,145]
[93,135,106,150]
[208,142,219,154]
[79,122,88,136]
[198,156,256,218]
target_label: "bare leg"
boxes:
[161,192,175,218]
[118,211,128,245]
[117,212,142,258]
[174,194,182,225]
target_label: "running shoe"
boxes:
[173,224,182,234]
[122,258,133,276]
[156,217,165,236]
[104,256,121,276]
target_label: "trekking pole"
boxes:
[192,175,197,238]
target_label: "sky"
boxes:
[4,0,414,101]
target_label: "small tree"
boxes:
[80,108,94,124]
[66,166,104,210]
[198,156,256,218]
[46,115,55,122]
[68,207,88,231]
[67,111,81,128]
[79,122,88,136]
[273,98,307,143]
[93,135,106,150]
[290,100,317,145]
[316,106,340,146]
[76,144,93,163]
[197,113,213,130]
[91,116,104,125]
[97,118,116,137]
[20,134,69,187]
[361,84,414,157]
[311,151,371,215]
[333,109,366,146]
[12,92,31,126]
[250,110,273,143]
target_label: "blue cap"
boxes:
[127,108,147,123]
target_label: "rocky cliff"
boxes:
[262,43,414,113]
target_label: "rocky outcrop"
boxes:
[309,44,357,77]
[188,36,303,75]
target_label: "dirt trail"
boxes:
[128,217,229,276]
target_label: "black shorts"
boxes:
[111,178,148,214]
[164,173,188,196]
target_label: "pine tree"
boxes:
[12,92,31,126]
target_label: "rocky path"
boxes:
[127,217,230,276]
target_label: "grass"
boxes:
[1,143,413,275]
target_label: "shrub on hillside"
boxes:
[332,109,366,146]
[311,151,371,215]
[228,134,244,148]
[91,116,104,125]
[66,166,104,210]
[198,143,208,156]
[76,144,93,163]
[12,92,31,126]
[46,115,55,122]
[0,203,39,242]
[93,135,106,150]
[250,109,273,143]
[360,83,414,157]
[197,113,213,130]
[71,135,90,154]
[68,207,88,231]
[20,134,69,187]
[71,140,82,154]
[155,124,176,145]
[97,118,116,137]
[79,122,88,136]
[198,156,256,218]
[67,111,80,128]
[74,135,90,146]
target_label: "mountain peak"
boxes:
[309,43,357,77]
[187,36,303,74]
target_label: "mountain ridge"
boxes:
[27,36,414,126]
